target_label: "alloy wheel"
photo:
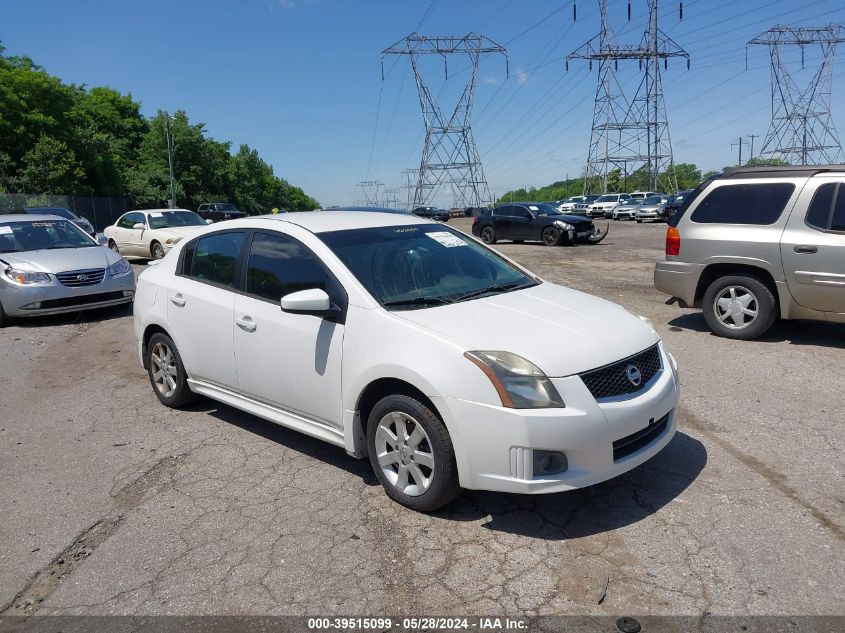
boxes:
[713,285,759,330]
[150,341,178,398]
[481,227,495,243]
[374,412,435,497]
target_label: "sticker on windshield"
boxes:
[426,231,467,248]
[0,226,11,235]
[528,205,539,211]
[150,212,163,217]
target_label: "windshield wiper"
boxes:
[381,296,454,310]
[455,281,536,302]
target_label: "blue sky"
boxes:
[3,0,845,206]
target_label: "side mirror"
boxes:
[206,219,214,224]
[133,223,145,230]
[280,288,336,317]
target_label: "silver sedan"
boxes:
[0,215,135,326]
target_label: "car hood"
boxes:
[639,204,664,212]
[394,282,659,377]
[0,246,120,273]
[151,226,205,238]
[542,213,592,224]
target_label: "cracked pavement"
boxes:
[0,218,842,617]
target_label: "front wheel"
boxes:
[702,275,777,340]
[151,241,165,260]
[108,240,120,253]
[541,226,561,246]
[367,394,461,512]
[636,219,642,223]
[0,300,9,328]
[146,333,197,407]
[480,226,497,244]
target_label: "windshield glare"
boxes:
[319,224,536,308]
[643,196,663,205]
[148,211,206,229]
[0,219,95,252]
[596,195,616,202]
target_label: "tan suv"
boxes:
[654,166,845,339]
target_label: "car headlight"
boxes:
[107,258,132,277]
[553,220,574,231]
[164,237,183,246]
[464,351,565,409]
[4,268,52,285]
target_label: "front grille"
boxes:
[37,291,126,310]
[613,411,671,461]
[56,268,105,287]
[579,345,662,400]
[574,220,593,231]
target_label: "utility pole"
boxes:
[164,112,176,209]
[568,1,689,194]
[382,33,507,209]
[748,24,844,165]
[748,134,759,163]
[731,138,749,166]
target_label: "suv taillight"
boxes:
[666,226,681,256]
[472,215,479,225]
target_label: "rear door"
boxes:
[780,177,845,313]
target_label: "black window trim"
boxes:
[804,181,845,235]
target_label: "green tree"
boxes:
[19,135,85,193]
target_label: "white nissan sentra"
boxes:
[134,211,679,511]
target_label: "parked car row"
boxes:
[471,203,608,246]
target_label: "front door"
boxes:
[233,231,345,428]
[781,178,845,314]
[166,230,247,388]
[512,205,537,240]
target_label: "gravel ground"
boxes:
[0,216,842,618]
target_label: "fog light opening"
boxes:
[533,450,568,477]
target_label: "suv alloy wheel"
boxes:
[702,274,778,340]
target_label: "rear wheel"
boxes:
[367,394,461,512]
[702,274,777,340]
[151,241,165,260]
[542,226,561,246]
[146,333,197,407]
[480,226,497,244]
[636,219,642,223]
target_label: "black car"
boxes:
[21,206,96,238]
[471,203,608,246]
[463,206,490,217]
[196,202,247,222]
[411,206,450,222]
[662,189,694,223]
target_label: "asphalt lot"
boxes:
[1,217,843,617]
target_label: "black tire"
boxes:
[0,300,9,328]
[108,239,120,253]
[480,226,497,244]
[367,394,461,512]
[702,274,777,340]
[151,241,165,260]
[145,333,197,407]
[541,226,561,246]
[636,219,642,223]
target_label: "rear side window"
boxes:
[245,232,331,302]
[184,231,245,287]
[690,183,795,225]
[806,182,845,232]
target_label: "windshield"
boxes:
[318,224,537,309]
[148,211,206,229]
[26,207,76,220]
[643,196,663,205]
[530,204,562,216]
[215,204,237,211]
[0,219,96,252]
[596,195,616,203]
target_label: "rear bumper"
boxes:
[654,260,703,307]
[434,345,680,494]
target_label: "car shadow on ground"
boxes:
[197,400,705,539]
[667,312,845,349]
[5,302,133,329]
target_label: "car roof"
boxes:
[0,213,72,223]
[720,165,845,179]
[23,206,70,212]
[251,210,431,233]
[322,205,410,214]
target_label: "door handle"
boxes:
[793,245,818,254]
[169,293,186,307]
[235,316,257,332]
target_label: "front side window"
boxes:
[806,182,845,232]
[117,214,137,228]
[690,183,796,225]
[319,224,537,309]
[596,195,616,203]
[0,219,95,253]
[183,231,245,287]
[246,232,332,302]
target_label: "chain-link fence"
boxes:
[0,194,130,232]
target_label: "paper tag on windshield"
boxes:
[150,212,163,217]
[426,231,466,248]
[0,226,12,235]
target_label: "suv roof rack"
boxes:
[720,165,845,179]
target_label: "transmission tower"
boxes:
[382,188,402,208]
[567,0,689,193]
[748,24,844,165]
[382,33,507,208]
[400,168,418,210]
[356,180,385,207]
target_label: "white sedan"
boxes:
[133,212,679,511]
[104,209,209,260]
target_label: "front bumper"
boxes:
[434,345,680,494]
[654,260,704,307]
[1,274,135,317]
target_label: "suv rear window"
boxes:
[690,183,795,225]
